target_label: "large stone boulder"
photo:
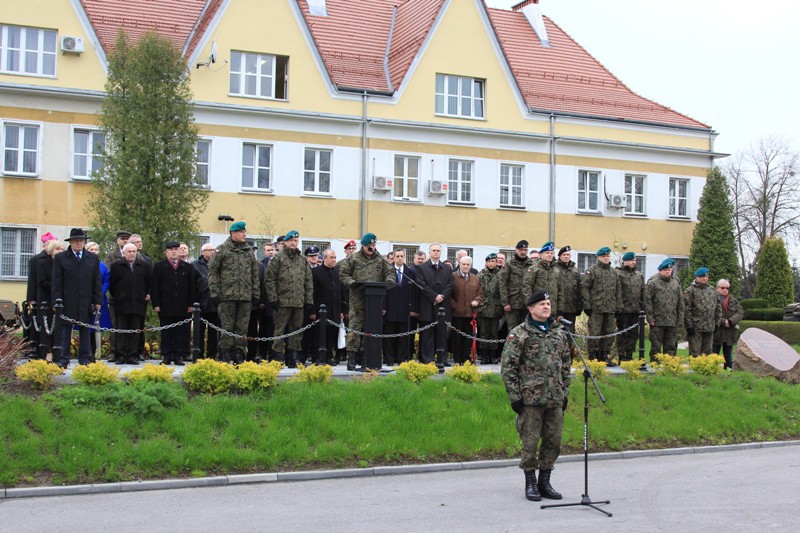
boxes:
[734,328,800,383]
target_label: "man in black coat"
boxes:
[52,228,102,367]
[109,243,151,365]
[151,241,196,365]
[415,243,454,368]
[383,249,418,366]
[25,232,56,357]
[310,249,346,365]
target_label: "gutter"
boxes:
[549,114,556,241]
[361,92,368,236]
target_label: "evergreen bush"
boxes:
[754,236,794,308]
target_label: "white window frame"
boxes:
[576,252,594,274]
[668,177,689,218]
[0,24,57,77]
[303,147,332,196]
[435,74,485,119]
[196,139,211,187]
[2,120,41,177]
[577,169,601,212]
[392,154,421,201]
[241,142,272,192]
[71,127,105,181]
[624,174,646,216]
[229,51,288,100]
[634,255,647,273]
[446,247,474,266]
[499,163,524,208]
[249,237,274,261]
[447,159,474,205]
[673,257,689,279]
[0,226,37,279]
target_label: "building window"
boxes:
[446,247,473,266]
[634,255,647,273]
[3,123,39,176]
[229,51,288,100]
[500,163,524,208]
[0,24,57,77]
[249,237,273,261]
[72,129,105,180]
[624,174,646,215]
[0,227,36,279]
[393,155,419,200]
[669,178,689,217]
[499,248,515,264]
[435,74,485,119]
[301,240,330,257]
[304,148,331,194]
[392,244,419,263]
[242,143,271,191]
[577,252,594,274]
[578,170,600,212]
[447,159,473,204]
[673,257,689,279]
[196,140,210,186]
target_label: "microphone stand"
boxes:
[541,321,612,517]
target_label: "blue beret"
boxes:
[284,230,299,240]
[485,252,498,261]
[596,246,611,256]
[695,267,709,277]
[658,258,675,270]
[540,241,555,253]
[361,233,377,246]
[229,221,246,232]
[622,252,636,261]
[526,289,550,306]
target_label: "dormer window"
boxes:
[229,51,288,100]
[435,74,485,119]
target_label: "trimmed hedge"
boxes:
[740,320,800,345]
[743,308,785,321]
[741,298,769,309]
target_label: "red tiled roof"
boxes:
[387,0,445,90]
[486,8,708,129]
[185,0,225,58]
[80,0,208,54]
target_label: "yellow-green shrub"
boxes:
[652,353,687,376]
[574,359,609,379]
[619,360,644,380]
[290,364,333,384]
[235,361,279,392]
[395,360,439,383]
[72,361,120,386]
[15,360,64,390]
[126,363,174,384]
[688,354,726,376]
[446,361,482,383]
[182,359,236,394]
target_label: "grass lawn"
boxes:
[1,370,799,488]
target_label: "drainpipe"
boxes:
[360,91,368,236]
[549,113,556,242]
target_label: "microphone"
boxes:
[558,317,573,326]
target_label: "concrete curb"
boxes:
[3,440,798,500]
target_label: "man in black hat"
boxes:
[499,240,533,331]
[151,241,196,365]
[52,228,102,368]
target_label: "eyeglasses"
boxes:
[719,287,730,290]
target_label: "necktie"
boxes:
[76,252,81,261]
[397,268,402,284]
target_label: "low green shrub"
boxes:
[446,361,482,383]
[235,361,279,392]
[688,354,725,375]
[46,381,186,417]
[72,362,120,386]
[15,360,64,390]
[126,363,174,384]
[573,359,609,379]
[182,359,236,394]
[743,308,784,321]
[741,298,769,309]
[395,360,438,383]
[619,360,644,379]
[290,364,333,383]
[740,321,800,344]
[652,353,687,376]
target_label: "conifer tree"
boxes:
[754,236,793,307]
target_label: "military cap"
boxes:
[526,289,550,306]
[41,231,57,244]
[275,235,285,243]
[539,241,555,253]
[622,251,636,261]
[164,241,180,249]
[345,240,357,248]
[557,245,571,257]
[516,240,529,249]
[229,221,246,232]
[361,233,377,246]
[658,258,675,270]
[485,252,498,261]
[694,267,709,277]
[596,246,611,256]
[285,230,300,240]
[115,230,132,239]
[304,245,320,257]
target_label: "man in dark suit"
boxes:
[151,241,196,365]
[109,243,151,365]
[415,243,453,369]
[52,228,102,368]
[25,232,56,358]
[383,249,418,366]
[310,249,346,365]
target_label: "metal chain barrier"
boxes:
[60,314,193,334]
[202,317,320,342]
[31,313,41,333]
[446,322,507,344]
[328,318,438,339]
[43,314,55,336]
[19,312,31,331]
[568,320,640,340]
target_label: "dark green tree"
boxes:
[684,167,741,293]
[88,31,208,260]
[754,236,793,307]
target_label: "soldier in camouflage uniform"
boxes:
[478,253,503,364]
[581,247,622,364]
[208,221,260,364]
[264,230,313,368]
[554,245,582,333]
[684,267,722,356]
[501,289,572,502]
[522,241,562,316]
[338,232,396,370]
[644,258,685,357]
[500,240,534,331]
[615,251,645,363]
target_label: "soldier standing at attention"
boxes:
[554,245,582,333]
[684,267,722,356]
[501,289,572,502]
[615,251,645,363]
[523,241,561,316]
[477,253,503,364]
[500,240,533,331]
[208,221,260,364]
[644,259,685,357]
[581,247,622,364]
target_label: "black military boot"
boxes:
[285,351,297,369]
[346,351,356,371]
[233,349,245,365]
[537,469,562,500]
[604,351,617,367]
[524,470,541,501]
[218,350,231,364]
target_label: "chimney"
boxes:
[511,0,539,11]
[516,1,549,47]
[307,0,327,17]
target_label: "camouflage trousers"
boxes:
[649,325,678,357]
[688,330,714,356]
[516,404,564,471]
[272,306,304,354]
[346,306,367,353]
[478,315,501,352]
[615,312,640,355]
[588,312,615,352]
[504,308,527,332]
[217,300,251,353]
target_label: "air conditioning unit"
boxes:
[61,36,85,54]
[428,179,448,195]
[607,193,626,209]
[372,176,393,191]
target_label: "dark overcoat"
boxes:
[312,264,346,319]
[52,246,102,322]
[109,259,152,317]
[415,260,454,322]
[385,266,418,323]
[150,259,196,317]
[35,253,54,305]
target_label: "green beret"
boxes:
[526,289,550,306]
[622,252,636,261]
[596,246,611,256]
[694,267,709,277]
[229,221,246,232]
[485,252,498,261]
[361,233,377,246]
[658,258,675,270]
[284,230,299,240]
[540,241,555,253]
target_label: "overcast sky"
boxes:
[484,0,800,156]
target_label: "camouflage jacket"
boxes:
[616,265,645,313]
[338,249,396,305]
[581,261,622,313]
[555,260,582,314]
[501,318,572,408]
[684,281,722,332]
[644,273,685,327]
[264,246,313,308]
[477,267,503,318]
[208,238,259,302]
[499,255,533,310]
[522,259,562,313]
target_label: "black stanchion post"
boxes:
[30,301,38,331]
[435,306,446,372]
[39,300,48,359]
[317,304,327,365]
[638,310,647,370]
[192,302,202,363]
[52,299,64,365]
